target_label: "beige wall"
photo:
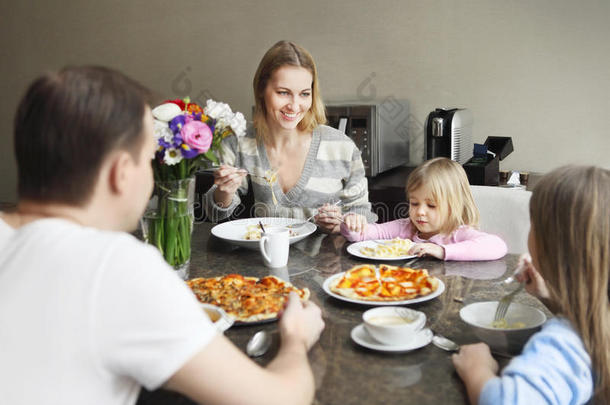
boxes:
[1,0,609,203]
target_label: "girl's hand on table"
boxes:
[279,292,325,351]
[315,203,343,234]
[409,243,445,259]
[342,213,367,234]
[213,164,247,207]
[452,343,498,405]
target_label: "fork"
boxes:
[493,283,525,322]
[286,213,317,229]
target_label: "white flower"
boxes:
[152,103,182,122]
[204,99,232,120]
[163,148,183,165]
[204,99,247,137]
[228,111,247,137]
[153,119,173,141]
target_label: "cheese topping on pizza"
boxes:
[187,274,310,323]
[330,264,439,301]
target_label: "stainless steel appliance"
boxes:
[425,108,473,164]
[326,101,410,177]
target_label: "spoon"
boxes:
[246,330,272,357]
[432,333,460,353]
[432,332,514,359]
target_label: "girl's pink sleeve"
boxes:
[340,219,413,242]
[441,227,508,261]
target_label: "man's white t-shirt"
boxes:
[0,218,216,405]
[0,213,15,243]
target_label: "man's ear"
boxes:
[107,151,133,195]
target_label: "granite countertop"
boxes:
[138,222,548,405]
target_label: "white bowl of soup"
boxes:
[460,301,547,355]
[363,306,426,346]
[200,303,234,333]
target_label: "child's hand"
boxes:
[515,255,550,300]
[452,343,498,405]
[342,213,367,234]
[409,243,445,259]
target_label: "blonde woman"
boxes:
[454,165,609,404]
[204,40,376,233]
[341,157,507,260]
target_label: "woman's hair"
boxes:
[252,40,326,140]
[529,165,610,402]
[406,157,479,235]
[14,65,151,206]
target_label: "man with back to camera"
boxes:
[0,66,325,405]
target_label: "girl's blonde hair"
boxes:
[252,40,326,141]
[529,165,610,403]
[406,157,479,235]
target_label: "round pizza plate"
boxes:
[347,240,417,261]
[211,217,317,250]
[322,272,445,306]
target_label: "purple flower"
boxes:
[158,138,171,149]
[169,115,186,135]
[180,145,199,159]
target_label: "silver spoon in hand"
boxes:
[246,330,272,357]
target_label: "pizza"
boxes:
[329,264,439,301]
[186,274,310,322]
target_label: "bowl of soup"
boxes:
[200,303,234,333]
[363,306,426,346]
[460,301,547,354]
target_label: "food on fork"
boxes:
[359,238,414,258]
[263,169,279,205]
[329,264,439,301]
[187,274,310,323]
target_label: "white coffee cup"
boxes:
[363,306,426,346]
[259,227,289,268]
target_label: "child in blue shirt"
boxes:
[453,165,609,405]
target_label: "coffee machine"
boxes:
[425,108,473,164]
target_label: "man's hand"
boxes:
[279,292,325,351]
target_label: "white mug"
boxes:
[259,228,289,268]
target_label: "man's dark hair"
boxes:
[14,66,152,205]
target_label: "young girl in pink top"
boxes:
[341,157,507,261]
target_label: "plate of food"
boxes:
[211,217,317,249]
[322,264,445,306]
[186,274,310,324]
[346,238,417,261]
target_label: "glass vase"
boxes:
[141,176,195,279]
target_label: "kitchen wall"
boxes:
[1,0,608,203]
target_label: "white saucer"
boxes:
[350,324,432,352]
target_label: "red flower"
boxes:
[164,99,186,111]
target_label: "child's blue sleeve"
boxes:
[479,318,593,405]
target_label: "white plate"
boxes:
[211,217,317,249]
[322,272,445,306]
[351,324,432,352]
[347,240,417,261]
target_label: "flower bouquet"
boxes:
[142,97,246,278]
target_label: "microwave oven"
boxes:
[326,101,410,177]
